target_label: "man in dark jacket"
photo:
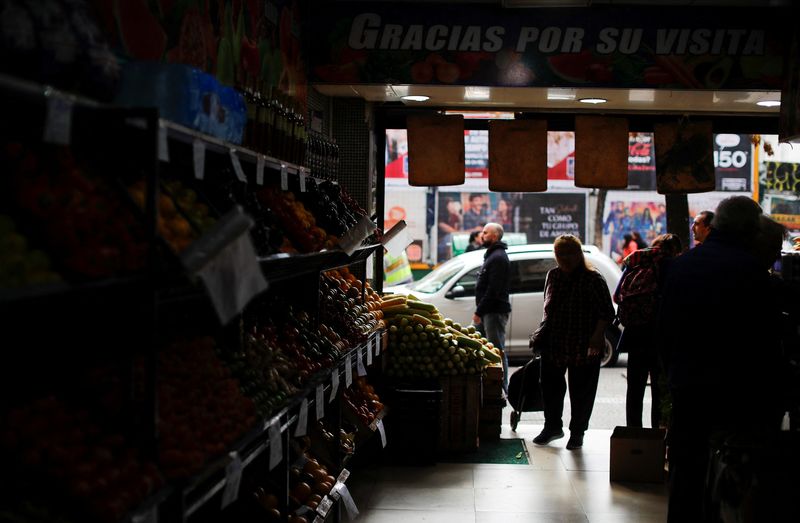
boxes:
[473,222,511,391]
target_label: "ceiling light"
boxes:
[756,100,780,107]
[401,95,430,102]
[547,88,575,101]
[578,97,608,104]
[464,87,491,101]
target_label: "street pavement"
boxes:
[506,354,659,430]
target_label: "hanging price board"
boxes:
[329,370,339,403]
[193,140,206,180]
[356,348,367,377]
[256,155,265,185]
[158,124,169,162]
[315,384,324,419]
[345,353,353,387]
[230,149,247,182]
[268,419,282,470]
[221,452,243,508]
[294,399,309,437]
[280,164,288,190]
[43,94,73,145]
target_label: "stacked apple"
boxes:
[288,455,339,516]
[319,269,385,346]
[7,143,148,278]
[1,396,163,523]
[382,294,503,379]
[0,214,61,288]
[158,336,257,479]
[343,376,385,427]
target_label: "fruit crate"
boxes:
[383,381,441,465]
[438,375,482,453]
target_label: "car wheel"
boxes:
[600,334,619,368]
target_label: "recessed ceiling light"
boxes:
[401,95,430,102]
[756,100,780,107]
[464,87,491,101]
[578,97,608,104]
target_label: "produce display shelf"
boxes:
[179,330,385,519]
[259,244,382,284]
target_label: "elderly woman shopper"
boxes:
[531,235,615,450]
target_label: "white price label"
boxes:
[345,353,353,387]
[294,399,309,437]
[329,370,339,403]
[43,94,73,145]
[337,484,360,520]
[299,170,307,192]
[230,149,247,182]
[221,452,243,508]
[280,164,288,190]
[376,334,382,356]
[268,419,282,470]
[376,419,387,448]
[356,349,367,377]
[315,384,324,420]
[316,496,333,517]
[193,140,206,180]
[366,338,373,366]
[256,155,265,185]
[158,124,169,162]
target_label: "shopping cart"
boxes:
[507,356,545,431]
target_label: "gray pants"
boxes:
[478,312,510,393]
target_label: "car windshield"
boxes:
[408,259,465,294]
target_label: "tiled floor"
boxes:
[347,420,668,522]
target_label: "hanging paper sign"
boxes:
[181,207,268,324]
[345,353,353,387]
[281,164,288,190]
[43,94,73,145]
[268,419,282,470]
[299,168,307,192]
[230,149,247,182]
[340,215,376,256]
[315,384,324,419]
[193,139,206,180]
[158,123,169,162]
[366,338,373,366]
[376,334,382,356]
[329,369,339,403]
[356,348,367,377]
[294,399,309,437]
[257,155,265,185]
[376,419,387,448]
[221,452,243,508]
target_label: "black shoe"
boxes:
[533,428,564,445]
[566,433,584,450]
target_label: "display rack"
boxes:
[0,74,386,523]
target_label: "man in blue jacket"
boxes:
[473,222,511,391]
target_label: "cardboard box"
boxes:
[610,426,667,483]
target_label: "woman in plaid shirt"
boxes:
[533,235,615,450]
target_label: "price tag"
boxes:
[193,139,205,180]
[366,338,373,366]
[336,468,350,484]
[376,419,387,448]
[375,333,382,356]
[315,384,324,420]
[43,94,73,145]
[221,452,243,508]
[280,164,288,190]
[256,155,265,185]
[316,496,333,517]
[158,123,169,162]
[299,168,307,192]
[268,418,282,470]
[294,399,309,437]
[329,369,339,403]
[313,516,324,523]
[345,353,353,387]
[229,149,247,182]
[131,506,158,523]
[337,484,360,520]
[356,348,367,377]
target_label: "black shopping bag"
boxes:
[508,357,544,413]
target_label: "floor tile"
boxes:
[355,508,477,523]
[366,463,474,489]
[473,467,570,489]
[477,512,588,523]
[560,451,612,472]
[367,486,475,512]
[475,487,584,514]
[586,513,667,523]
[569,470,668,516]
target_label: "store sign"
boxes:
[308,5,789,89]
[523,194,587,241]
[627,133,656,191]
[714,134,751,192]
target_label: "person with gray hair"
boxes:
[691,210,714,245]
[473,222,511,392]
[657,195,782,521]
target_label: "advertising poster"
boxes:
[627,132,656,190]
[601,192,667,262]
[435,191,586,262]
[763,195,800,231]
[714,134,752,192]
[384,187,429,261]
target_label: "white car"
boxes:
[386,244,624,366]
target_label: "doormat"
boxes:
[439,438,529,465]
